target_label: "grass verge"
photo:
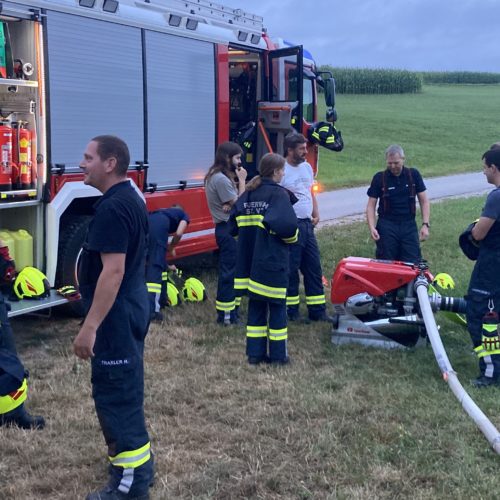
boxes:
[317,84,500,189]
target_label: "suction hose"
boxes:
[415,274,500,454]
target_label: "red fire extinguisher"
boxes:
[30,125,37,186]
[12,121,32,189]
[0,122,13,191]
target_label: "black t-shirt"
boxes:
[367,166,426,221]
[79,181,149,297]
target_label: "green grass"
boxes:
[317,84,500,189]
[4,195,500,499]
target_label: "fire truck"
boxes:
[0,0,337,316]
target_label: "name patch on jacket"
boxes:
[243,201,269,213]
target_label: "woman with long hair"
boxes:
[229,153,298,364]
[205,141,247,325]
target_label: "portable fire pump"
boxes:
[330,257,467,348]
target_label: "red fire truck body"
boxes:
[0,0,336,316]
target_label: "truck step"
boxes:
[7,290,68,318]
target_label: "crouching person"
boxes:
[0,244,44,430]
[229,153,298,364]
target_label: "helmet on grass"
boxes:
[433,273,455,290]
[182,277,206,302]
[166,282,180,307]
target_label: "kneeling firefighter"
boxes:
[0,244,44,429]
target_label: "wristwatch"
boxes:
[422,222,430,228]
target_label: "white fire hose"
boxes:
[415,275,500,454]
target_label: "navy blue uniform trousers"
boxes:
[246,297,288,362]
[466,247,500,379]
[87,289,153,497]
[0,293,26,403]
[146,211,171,317]
[287,218,326,319]
[215,221,237,319]
[375,218,421,262]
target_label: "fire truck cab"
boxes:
[0,0,337,316]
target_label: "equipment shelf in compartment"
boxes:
[0,79,38,88]
[0,188,37,203]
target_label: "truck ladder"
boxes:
[142,0,264,33]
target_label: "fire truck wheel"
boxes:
[55,216,91,317]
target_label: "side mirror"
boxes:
[324,77,336,108]
[326,108,338,122]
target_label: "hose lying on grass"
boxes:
[415,274,500,455]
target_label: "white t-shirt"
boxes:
[280,161,314,219]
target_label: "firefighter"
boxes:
[228,153,298,364]
[465,148,500,387]
[74,136,153,499]
[280,133,330,322]
[205,142,247,325]
[0,243,44,430]
[146,205,190,322]
[366,144,430,262]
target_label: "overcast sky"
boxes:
[226,0,500,72]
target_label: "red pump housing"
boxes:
[331,257,433,304]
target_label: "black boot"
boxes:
[86,486,149,500]
[216,310,230,326]
[0,403,45,430]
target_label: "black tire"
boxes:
[55,216,91,317]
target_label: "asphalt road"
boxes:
[317,171,490,224]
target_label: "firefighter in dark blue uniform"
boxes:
[74,136,153,500]
[366,144,430,262]
[205,142,247,325]
[229,153,298,364]
[0,244,44,430]
[146,206,189,322]
[465,148,500,387]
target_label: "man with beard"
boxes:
[280,133,330,323]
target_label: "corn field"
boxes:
[320,66,422,94]
[421,71,500,84]
[319,67,500,94]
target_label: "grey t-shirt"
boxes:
[205,172,237,223]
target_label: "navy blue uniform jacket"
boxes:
[228,178,298,302]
